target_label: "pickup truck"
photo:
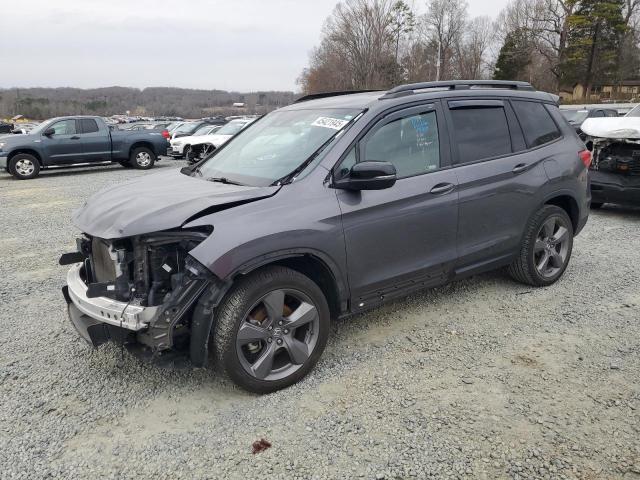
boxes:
[0,116,170,179]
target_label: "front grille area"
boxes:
[596,143,640,176]
[90,238,117,283]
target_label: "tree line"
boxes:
[298,0,640,98]
[0,87,296,120]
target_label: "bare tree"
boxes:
[326,0,397,88]
[455,16,497,79]
[424,0,468,80]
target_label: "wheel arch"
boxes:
[129,141,156,157]
[230,251,347,320]
[543,193,580,233]
[8,149,43,166]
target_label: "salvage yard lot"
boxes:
[1,160,639,479]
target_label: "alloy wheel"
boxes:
[534,216,570,279]
[136,151,152,167]
[236,289,319,381]
[15,158,35,176]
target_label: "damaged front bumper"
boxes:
[588,137,640,206]
[63,263,159,346]
[60,231,224,354]
[590,170,640,206]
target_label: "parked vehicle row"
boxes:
[59,80,590,393]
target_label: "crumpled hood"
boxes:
[582,117,640,139]
[73,168,280,239]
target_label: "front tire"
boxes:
[508,205,574,287]
[213,266,330,393]
[183,145,192,161]
[130,146,156,170]
[9,154,40,180]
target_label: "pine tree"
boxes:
[493,29,531,81]
[562,0,627,96]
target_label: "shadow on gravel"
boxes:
[593,204,640,220]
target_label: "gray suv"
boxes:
[61,81,590,393]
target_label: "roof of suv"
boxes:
[285,81,558,112]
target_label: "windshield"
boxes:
[561,110,589,124]
[193,125,214,136]
[175,122,200,134]
[25,119,56,135]
[217,121,251,135]
[625,104,640,117]
[196,108,361,187]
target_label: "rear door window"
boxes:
[449,105,512,163]
[511,100,561,148]
[79,119,99,134]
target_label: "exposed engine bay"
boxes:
[61,228,222,353]
[80,230,208,305]
[590,139,640,176]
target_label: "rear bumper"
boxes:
[63,263,159,346]
[590,170,640,206]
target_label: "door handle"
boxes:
[430,182,455,195]
[70,136,80,140]
[512,163,528,174]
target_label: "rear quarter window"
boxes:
[512,100,561,148]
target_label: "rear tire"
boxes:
[508,205,574,287]
[9,154,40,180]
[130,146,156,170]
[213,266,330,394]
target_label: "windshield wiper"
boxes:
[207,176,245,186]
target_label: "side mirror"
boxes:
[333,161,397,191]
[43,127,55,137]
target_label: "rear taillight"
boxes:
[579,149,592,168]
[161,129,170,139]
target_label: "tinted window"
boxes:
[362,111,440,178]
[512,100,561,148]
[50,119,76,136]
[79,119,99,134]
[591,110,605,118]
[450,107,511,163]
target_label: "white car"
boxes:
[169,124,222,158]
[186,118,256,162]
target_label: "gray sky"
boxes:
[0,0,511,92]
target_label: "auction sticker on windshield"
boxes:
[312,117,349,130]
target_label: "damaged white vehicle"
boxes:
[581,106,640,208]
[186,118,256,164]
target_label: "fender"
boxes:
[189,248,350,367]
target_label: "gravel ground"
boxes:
[1,160,639,479]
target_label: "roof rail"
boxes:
[380,80,535,99]
[294,90,382,104]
